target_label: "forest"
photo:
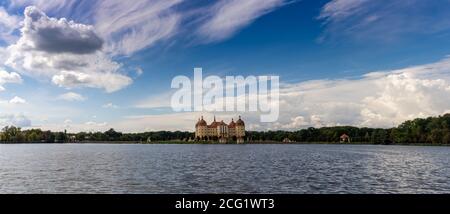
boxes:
[1,114,450,144]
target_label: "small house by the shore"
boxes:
[282,138,293,143]
[340,134,351,143]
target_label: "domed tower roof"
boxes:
[196,116,207,127]
[208,115,219,128]
[236,116,245,126]
[228,118,236,128]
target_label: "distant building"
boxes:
[340,134,351,143]
[69,135,77,143]
[282,138,293,143]
[195,116,245,143]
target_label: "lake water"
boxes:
[0,144,449,194]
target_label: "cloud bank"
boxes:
[0,113,31,127]
[4,6,132,93]
[275,57,450,129]
[130,57,450,132]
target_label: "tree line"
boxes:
[1,114,449,144]
[247,114,450,144]
[0,127,193,143]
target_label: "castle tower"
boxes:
[235,116,245,143]
[195,116,207,140]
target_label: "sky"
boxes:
[1,0,450,132]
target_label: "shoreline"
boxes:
[1,141,450,147]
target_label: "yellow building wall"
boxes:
[195,122,245,140]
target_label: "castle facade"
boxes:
[195,116,245,143]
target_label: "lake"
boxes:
[0,144,449,194]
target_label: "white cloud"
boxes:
[0,69,22,91]
[0,6,20,44]
[0,113,31,127]
[51,70,132,93]
[85,121,107,127]
[0,47,7,64]
[198,0,285,42]
[0,7,20,28]
[102,103,119,109]
[20,6,103,54]
[9,96,26,104]
[0,70,21,83]
[94,0,182,56]
[8,0,78,14]
[282,116,308,129]
[135,67,144,76]
[57,92,86,102]
[319,0,369,21]
[63,119,72,128]
[318,0,450,42]
[5,6,132,93]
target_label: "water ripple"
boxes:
[0,144,449,194]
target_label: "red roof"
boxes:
[228,119,236,128]
[195,116,207,127]
[208,121,219,128]
[340,134,350,138]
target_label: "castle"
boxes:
[195,116,245,143]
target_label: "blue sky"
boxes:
[1,0,450,132]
